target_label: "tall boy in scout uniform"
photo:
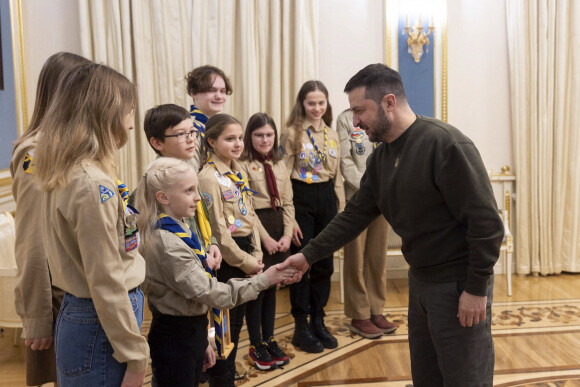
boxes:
[336,109,397,338]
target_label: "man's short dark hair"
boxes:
[344,63,407,105]
[144,104,191,155]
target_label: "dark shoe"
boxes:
[349,318,383,339]
[371,314,398,334]
[292,318,324,353]
[310,316,338,349]
[208,373,235,387]
[266,338,290,365]
[248,342,276,370]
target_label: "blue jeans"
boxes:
[54,289,144,387]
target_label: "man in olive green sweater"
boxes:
[280,64,503,387]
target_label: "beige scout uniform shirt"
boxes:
[198,154,263,274]
[336,109,376,201]
[10,136,53,339]
[41,161,149,372]
[144,216,270,316]
[281,120,346,211]
[240,159,295,241]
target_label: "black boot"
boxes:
[208,374,235,387]
[208,368,235,387]
[311,316,338,349]
[292,317,324,353]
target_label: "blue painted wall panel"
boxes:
[397,15,434,118]
[0,0,19,169]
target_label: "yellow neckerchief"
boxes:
[196,199,212,247]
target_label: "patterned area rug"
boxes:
[143,299,580,386]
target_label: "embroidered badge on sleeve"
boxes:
[100,185,115,203]
[23,149,35,174]
[201,193,213,209]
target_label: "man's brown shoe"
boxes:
[349,319,383,339]
[371,315,398,334]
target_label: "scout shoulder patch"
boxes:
[23,149,35,174]
[201,193,213,209]
[100,185,115,203]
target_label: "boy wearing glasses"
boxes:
[145,103,223,271]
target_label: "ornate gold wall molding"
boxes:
[384,0,447,122]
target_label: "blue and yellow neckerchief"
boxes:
[115,178,130,212]
[156,213,225,357]
[190,105,208,138]
[306,126,328,165]
[207,157,257,204]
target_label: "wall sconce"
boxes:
[404,15,435,63]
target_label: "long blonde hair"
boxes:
[134,157,195,256]
[35,63,135,190]
[13,52,91,151]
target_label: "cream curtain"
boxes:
[79,0,318,189]
[506,0,580,275]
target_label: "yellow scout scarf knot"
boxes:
[115,178,130,211]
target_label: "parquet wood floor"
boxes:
[0,273,578,386]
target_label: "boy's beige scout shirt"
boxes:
[10,136,54,339]
[144,216,270,315]
[41,161,149,372]
[240,159,295,240]
[198,154,263,274]
[336,109,376,201]
[281,119,346,211]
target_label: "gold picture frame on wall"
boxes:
[384,0,447,122]
[0,0,27,212]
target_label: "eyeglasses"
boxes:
[165,129,201,143]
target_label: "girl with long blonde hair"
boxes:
[34,62,149,387]
[10,51,91,387]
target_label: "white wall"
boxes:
[447,0,513,174]
[21,0,82,119]
[318,0,385,122]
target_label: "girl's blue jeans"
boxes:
[54,288,144,387]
